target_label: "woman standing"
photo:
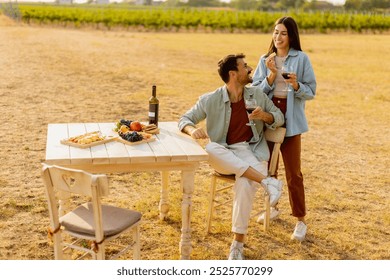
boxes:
[252,16,316,241]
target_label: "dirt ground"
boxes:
[0,14,389,260]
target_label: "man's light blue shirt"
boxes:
[178,85,284,162]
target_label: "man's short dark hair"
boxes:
[218,53,246,83]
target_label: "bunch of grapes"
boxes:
[115,119,133,132]
[120,119,132,127]
[119,131,143,142]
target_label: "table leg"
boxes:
[179,170,195,260]
[159,171,170,220]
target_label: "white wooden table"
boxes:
[44,121,209,260]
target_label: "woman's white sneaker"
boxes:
[261,177,283,207]
[291,221,307,242]
[256,207,280,224]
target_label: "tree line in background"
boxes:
[164,0,389,12]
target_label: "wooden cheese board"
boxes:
[60,131,118,149]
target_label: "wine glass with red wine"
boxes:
[245,95,257,126]
[281,65,294,91]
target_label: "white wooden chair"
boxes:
[42,164,142,260]
[206,127,286,233]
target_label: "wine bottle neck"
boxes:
[152,85,156,97]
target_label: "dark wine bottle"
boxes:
[148,85,159,126]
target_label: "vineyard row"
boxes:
[4,5,390,33]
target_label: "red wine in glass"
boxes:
[281,65,294,91]
[246,107,256,114]
[245,97,257,126]
[282,72,290,79]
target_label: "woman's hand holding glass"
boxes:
[281,65,297,91]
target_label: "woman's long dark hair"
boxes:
[266,16,302,56]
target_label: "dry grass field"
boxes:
[0,14,389,260]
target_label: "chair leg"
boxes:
[206,175,217,234]
[133,226,141,260]
[263,193,270,232]
[53,233,64,260]
[96,243,105,260]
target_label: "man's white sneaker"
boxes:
[257,207,280,224]
[291,221,307,242]
[228,245,244,260]
[261,177,283,207]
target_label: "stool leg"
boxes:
[264,193,270,232]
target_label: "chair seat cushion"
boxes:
[214,172,236,181]
[60,203,141,238]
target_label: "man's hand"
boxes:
[183,126,209,139]
[249,107,265,120]
[249,107,274,125]
[190,127,209,139]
